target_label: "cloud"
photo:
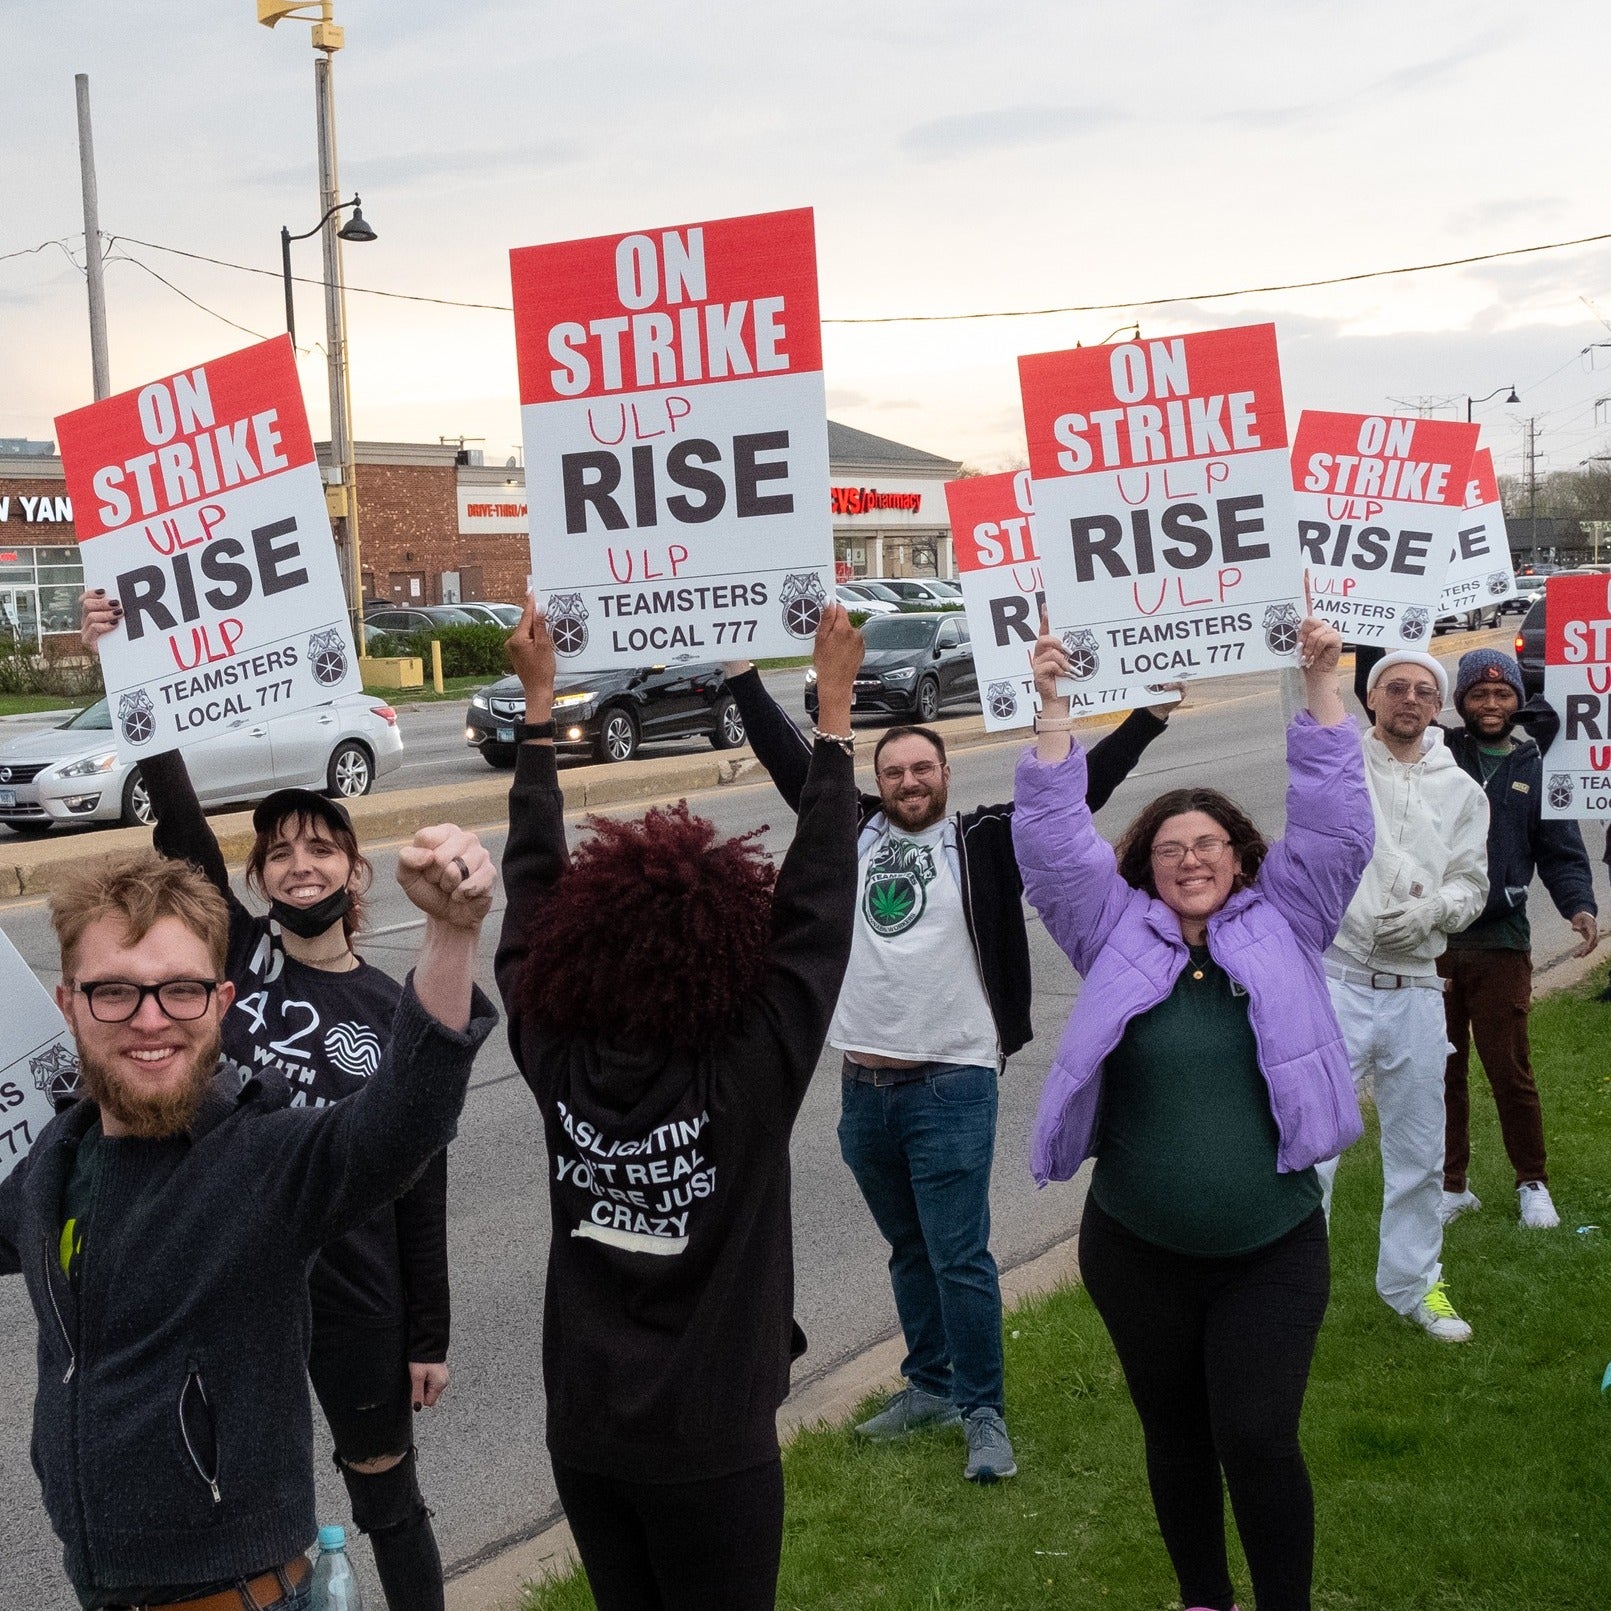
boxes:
[901,104,1128,161]
[238,142,581,191]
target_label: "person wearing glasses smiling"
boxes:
[0,837,494,1611]
[1312,649,1490,1344]
[1014,611,1371,1611]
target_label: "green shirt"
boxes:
[1091,945,1321,1256]
[59,1123,102,1283]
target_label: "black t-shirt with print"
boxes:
[142,750,450,1361]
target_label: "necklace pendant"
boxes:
[1191,968,1205,980]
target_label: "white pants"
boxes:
[1316,977,1448,1315]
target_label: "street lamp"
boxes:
[280,195,374,347]
[1467,384,1520,422]
[258,0,367,631]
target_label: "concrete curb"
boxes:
[442,1233,1084,1611]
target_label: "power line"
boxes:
[103,253,273,342]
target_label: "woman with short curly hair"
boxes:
[496,598,864,1611]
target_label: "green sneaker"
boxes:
[854,1386,961,1441]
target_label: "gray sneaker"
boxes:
[962,1408,1017,1482]
[854,1386,961,1441]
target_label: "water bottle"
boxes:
[311,1523,364,1611]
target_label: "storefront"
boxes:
[0,463,84,649]
[827,422,961,580]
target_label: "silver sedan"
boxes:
[0,695,404,836]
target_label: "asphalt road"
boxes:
[2,658,1607,1608]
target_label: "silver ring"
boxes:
[452,855,470,881]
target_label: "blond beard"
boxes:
[77,1029,221,1139]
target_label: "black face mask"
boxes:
[270,888,352,939]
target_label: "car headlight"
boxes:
[804,668,818,684]
[54,752,118,779]
[553,690,597,708]
[470,692,490,710]
[883,666,917,685]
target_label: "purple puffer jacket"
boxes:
[1014,711,1374,1186]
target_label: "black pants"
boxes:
[308,1321,443,1611]
[552,1458,785,1611]
[1079,1202,1330,1611]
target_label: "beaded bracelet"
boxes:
[812,728,855,752]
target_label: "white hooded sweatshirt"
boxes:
[1329,725,1490,976]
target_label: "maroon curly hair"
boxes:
[519,801,778,1050]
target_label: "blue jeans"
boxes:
[837,1062,1004,1414]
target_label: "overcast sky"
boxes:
[5,1,1611,484]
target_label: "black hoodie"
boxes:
[495,738,857,1482]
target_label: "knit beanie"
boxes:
[1452,648,1525,713]
[1365,650,1450,707]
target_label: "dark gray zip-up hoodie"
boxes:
[0,978,495,1601]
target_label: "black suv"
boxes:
[805,610,977,723]
[1516,594,1546,697]
[466,664,745,766]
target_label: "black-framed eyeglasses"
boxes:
[74,979,219,1023]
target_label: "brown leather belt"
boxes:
[126,1555,311,1611]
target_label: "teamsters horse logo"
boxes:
[1548,773,1575,812]
[1399,607,1431,642]
[118,689,156,746]
[985,681,1019,722]
[1264,603,1301,655]
[1061,629,1100,682]
[545,593,590,658]
[308,628,348,687]
[779,573,827,639]
[863,836,938,938]
[1487,570,1512,596]
[29,1041,79,1102]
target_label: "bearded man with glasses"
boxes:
[0,841,496,1611]
[1314,649,1490,1342]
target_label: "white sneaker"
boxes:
[1439,1188,1482,1226]
[1408,1281,1473,1343]
[1517,1181,1560,1230]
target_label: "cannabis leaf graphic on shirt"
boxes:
[862,834,938,938]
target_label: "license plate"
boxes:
[0,790,14,808]
[496,726,515,743]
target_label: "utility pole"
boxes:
[1524,417,1540,562]
[74,74,110,400]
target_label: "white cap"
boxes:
[1365,650,1449,707]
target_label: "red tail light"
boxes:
[373,704,398,726]
[1514,636,1524,656]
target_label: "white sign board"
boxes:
[1439,447,1516,618]
[457,486,529,535]
[945,469,1173,730]
[0,929,77,1181]
[55,337,361,761]
[1019,325,1305,700]
[1541,572,1611,818]
[1292,410,1478,647]
[511,209,834,669]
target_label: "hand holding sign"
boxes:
[508,595,557,717]
[810,603,863,733]
[80,588,121,652]
[1296,615,1346,726]
[1030,601,1072,709]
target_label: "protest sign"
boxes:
[1018,324,1304,701]
[55,336,360,761]
[510,208,834,669]
[1439,447,1516,618]
[945,470,1172,729]
[1541,572,1611,819]
[1291,411,1478,646]
[0,929,77,1182]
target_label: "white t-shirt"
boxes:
[827,816,1000,1067]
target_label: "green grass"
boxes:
[361,674,488,704]
[524,971,1611,1611]
[0,692,90,718]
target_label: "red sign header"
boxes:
[1465,446,1501,508]
[1019,323,1287,480]
[510,208,823,407]
[1291,411,1477,507]
[945,472,1039,572]
[55,336,314,542]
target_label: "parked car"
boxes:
[841,580,906,609]
[1433,606,1501,633]
[364,605,482,633]
[465,663,745,766]
[804,610,977,723]
[836,583,898,615]
[871,577,965,606]
[0,695,403,836]
[450,602,523,627]
[1516,594,1546,697]
[1501,580,1543,616]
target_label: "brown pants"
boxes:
[1438,947,1547,1191]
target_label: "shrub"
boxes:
[380,624,510,678]
[0,635,104,697]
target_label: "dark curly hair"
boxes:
[1113,788,1268,900]
[519,801,778,1050]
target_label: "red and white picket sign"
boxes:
[1019,324,1304,700]
[1542,572,1611,819]
[946,470,1173,729]
[55,335,359,760]
[1438,447,1516,618]
[1291,410,1478,647]
[0,928,78,1183]
[510,208,834,669]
